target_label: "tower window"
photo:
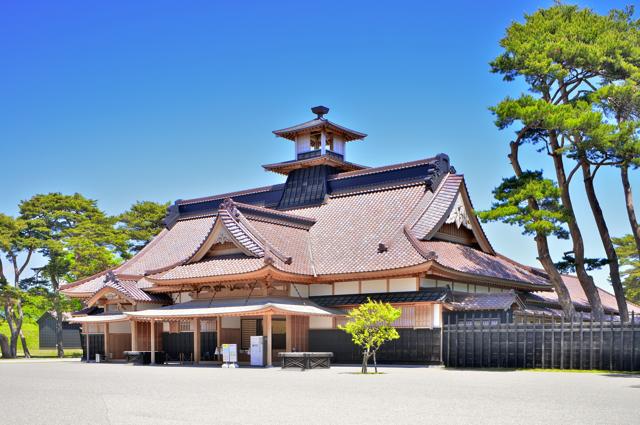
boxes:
[310,132,321,150]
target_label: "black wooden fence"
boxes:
[443,313,640,371]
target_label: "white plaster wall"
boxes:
[389,278,416,292]
[475,284,489,293]
[334,281,359,295]
[295,134,311,154]
[309,284,332,296]
[221,316,241,329]
[361,279,386,294]
[420,278,437,288]
[163,322,170,332]
[433,304,442,328]
[109,321,131,334]
[289,283,309,298]
[309,316,333,329]
[333,137,345,155]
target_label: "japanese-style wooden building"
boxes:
[62,106,640,365]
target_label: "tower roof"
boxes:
[272,106,367,142]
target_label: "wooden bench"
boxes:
[278,352,333,370]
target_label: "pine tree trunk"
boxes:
[373,350,378,373]
[0,333,10,358]
[535,235,576,317]
[549,134,604,320]
[16,301,30,358]
[582,161,628,321]
[54,293,64,358]
[509,141,575,317]
[621,164,640,254]
[5,303,18,358]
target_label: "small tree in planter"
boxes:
[339,299,401,373]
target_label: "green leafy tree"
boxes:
[117,200,169,257]
[613,235,640,304]
[478,171,575,316]
[339,299,401,373]
[19,193,125,357]
[490,4,640,320]
[0,213,40,358]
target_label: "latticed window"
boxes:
[200,319,217,332]
[392,305,415,328]
[179,320,192,332]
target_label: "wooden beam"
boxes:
[131,320,137,351]
[150,320,156,365]
[104,323,109,360]
[264,313,272,366]
[285,315,292,352]
[193,318,201,364]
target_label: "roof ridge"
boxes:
[328,156,439,180]
[177,184,285,207]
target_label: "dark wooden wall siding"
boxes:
[443,317,640,371]
[309,329,442,364]
[162,332,194,362]
[80,334,105,361]
[135,322,163,352]
[444,311,512,326]
[38,314,82,349]
[200,332,217,360]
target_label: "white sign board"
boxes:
[222,343,237,363]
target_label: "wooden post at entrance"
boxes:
[85,325,90,362]
[285,315,292,352]
[150,320,156,365]
[193,318,201,364]
[104,323,109,360]
[131,320,137,351]
[216,317,221,353]
[264,313,272,366]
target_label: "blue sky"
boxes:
[1,0,637,291]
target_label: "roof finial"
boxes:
[311,105,329,119]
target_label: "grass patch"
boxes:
[0,321,82,358]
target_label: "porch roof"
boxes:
[123,297,345,320]
[68,313,128,323]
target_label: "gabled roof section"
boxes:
[187,198,293,265]
[408,173,495,255]
[85,271,168,306]
[273,118,367,142]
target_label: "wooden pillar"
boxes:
[104,322,109,360]
[85,324,90,362]
[193,318,201,364]
[150,320,156,365]
[131,320,137,351]
[320,131,327,154]
[264,313,273,366]
[216,317,222,347]
[285,315,292,352]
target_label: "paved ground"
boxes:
[0,361,638,425]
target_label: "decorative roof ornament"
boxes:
[445,194,472,229]
[311,105,330,119]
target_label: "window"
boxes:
[310,132,321,150]
[392,306,415,328]
[179,321,192,332]
[200,319,217,332]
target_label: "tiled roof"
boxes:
[104,278,168,303]
[449,291,520,311]
[310,289,449,307]
[418,240,549,287]
[529,274,640,315]
[411,174,462,238]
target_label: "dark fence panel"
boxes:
[200,332,217,361]
[80,334,105,361]
[162,332,194,362]
[443,315,640,371]
[309,328,441,364]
